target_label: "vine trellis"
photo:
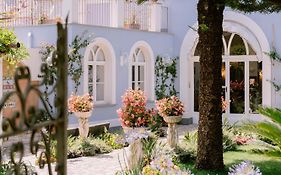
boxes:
[0,19,68,174]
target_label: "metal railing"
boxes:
[78,0,113,27]
[161,6,168,32]
[0,0,168,32]
[0,0,62,27]
[124,1,151,31]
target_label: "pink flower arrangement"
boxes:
[117,89,153,127]
[234,136,251,145]
[221,96,228,112]
[68,93,94,112]
[155,96,184,117]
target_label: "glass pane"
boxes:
[137,50,145,62]
[88,65,93,83]
[132,66,135,81]
[223,32,232,48]
[194,62,200,112]
[96,84,104,101]
[230,62,245,113]
[194,45,200,56]
[138,66,144,81]
[222,63,226,86]
[138,82,144,91]
[230,34,246,55]
[248,44,256,55]
[249,61,262,113]
[88,51,94,61]
[96,49,105,61]
[221,62,226,103]
[132,54,136,62]
[132,82,135,90]
[89,84,93,94]
[96,65,104,83]
[93,46,99,53]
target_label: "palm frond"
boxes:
[258,107,281,125]
[243,122,281,148]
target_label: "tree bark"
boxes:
[195,0,225,170]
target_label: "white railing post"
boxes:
[149,3,162,32]
[111,0,124,28]
[62,0,79,23]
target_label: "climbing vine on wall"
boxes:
[267,49,281,92]
[40,33,90,94]
[155,55,178,100]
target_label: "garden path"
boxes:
[16,124,197,175]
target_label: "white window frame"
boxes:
[180,12,271,123]
[192,32,262,116]
[128,41,155,101]
[87,46,106,104]
[131,49,146,90]
[83,38,116,106]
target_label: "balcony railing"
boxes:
[0,0,168,32]
[0,0,62,27]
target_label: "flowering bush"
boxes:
[117,89,153,127]
[68,93,94,112]
[142,155,193,175]
[228,161,262,175]
[155,96,184,117]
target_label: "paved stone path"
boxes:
[8,124,197,175]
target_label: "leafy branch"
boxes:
[155,56,178,100]
[39,33,91,94]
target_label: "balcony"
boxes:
[0,0,168,32]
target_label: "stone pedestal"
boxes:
[163,116,182,148]
[74,111,92,138]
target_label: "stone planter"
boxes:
[163,115,182,148]
[122,126,147,170]
[74,111,92,138]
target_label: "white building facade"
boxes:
[2,0,281,126]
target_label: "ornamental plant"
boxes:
[155,96,184,117]
[142,155,193,175]
[228,161,262,175]
[68,93,94,112]
[117,89,153,127]
[0,28,29,65]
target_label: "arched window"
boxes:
[84,38,116,105]
[131,48,145,90]
[87,46,106,102]
[129,41,154,100]
[193,32,262,114]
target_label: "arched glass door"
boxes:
[193,32,262,116]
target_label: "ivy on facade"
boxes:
[267,49,281,92]
[40,33,90,94]
[155,55,178,100]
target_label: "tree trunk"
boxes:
[195,0,225,170]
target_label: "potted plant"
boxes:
[123,14,140,30]
[68,93,94,138]
[117,89,152,131]
[156,96,184,147]
[117,89,155,170]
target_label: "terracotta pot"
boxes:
[74,111,92,138]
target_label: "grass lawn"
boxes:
[178,146,281,175]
